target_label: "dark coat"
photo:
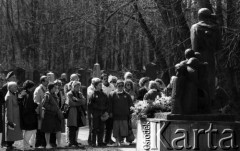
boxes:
[19,91,38,130]
[137,87,148,100]
[109,91,133,120]
[41,92,62,133]
[66,91,86,127]
[88,90,108,116]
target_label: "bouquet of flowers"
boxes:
[131,93,172,119]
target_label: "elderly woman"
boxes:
[124,79,136,103]
[5,82,22,149]
[137,77,150,100]
[49,80,66,147]
[109,80,133,146]
[41,83,63,149]
[18,80,38,150]
[88,78,108,147]
[143,81,162,104]
[66,81,86,148]
[108,75,118,89]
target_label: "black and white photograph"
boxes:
[0,0,240,151]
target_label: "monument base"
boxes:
[136,113,240,151]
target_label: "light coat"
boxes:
[5,91,22,141]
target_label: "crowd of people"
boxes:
[0,70,166,150]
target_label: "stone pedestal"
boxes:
[136,114,240,151]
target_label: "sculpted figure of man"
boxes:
[190,8,220,103]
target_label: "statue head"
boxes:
[198,8,216,21]
[185,48,195,60]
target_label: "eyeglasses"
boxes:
[117,85,124,87]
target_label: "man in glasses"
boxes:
[109,80,133,146]
[101,74,115,145]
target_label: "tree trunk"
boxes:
[154,0,190,84]
[216,0,224,26]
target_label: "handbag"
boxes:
[61,103,70,119]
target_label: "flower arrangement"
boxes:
[131,93,172,119]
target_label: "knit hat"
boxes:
[91,78,102,87]
[116,79,124,85]
[108,75,118,83]
[149,80,158,90]
[124,72,133,80]
[7,81,17,91]
[70,74,79,81]
[54,79,62,86]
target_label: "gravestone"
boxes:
[78,68,87,86]
[25,70,33,82]
[92,63,101,78]
[47,72,55,84]
[145,62,158,80]
[15,67,25,86]
[33,70,40,84]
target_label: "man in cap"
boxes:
[190,8,220,104]
[0,71,17,147]
[34,76,49,148]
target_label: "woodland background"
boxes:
[0,0,240,112]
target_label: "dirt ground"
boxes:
[0,126,137,151]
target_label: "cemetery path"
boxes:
[1,126,136,151]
